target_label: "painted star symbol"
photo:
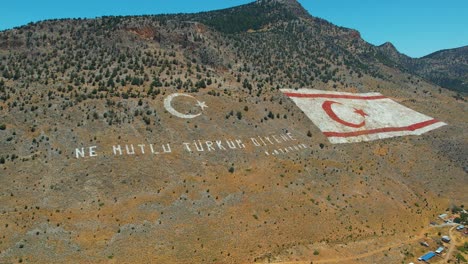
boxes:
[196,101,208,111]
[353,108,368,118]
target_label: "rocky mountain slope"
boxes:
[0,0,466,263]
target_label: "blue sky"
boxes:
[1,0,466,58]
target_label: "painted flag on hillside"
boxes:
[281,89,446,144]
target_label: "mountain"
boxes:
[0,1,466,263]
[376,43,468,93]
[412,46,468,93]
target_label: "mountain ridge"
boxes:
[375,43,468,93]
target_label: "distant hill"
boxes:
[413,46,468,93]
[376,43,468,93]
[0,0,466,263]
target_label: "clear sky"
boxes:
[1,0,466,58]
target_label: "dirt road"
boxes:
[276,223,458,264]
[444,225,457,263]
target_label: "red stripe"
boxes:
[283,92,386,100]
[323,119,441,138]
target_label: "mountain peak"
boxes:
[190,0,309,34]
[378,41,400,55]
[257,0,298,4]
[380,41,396,49]
[256,0,310,18]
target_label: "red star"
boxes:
[353,108,368,118]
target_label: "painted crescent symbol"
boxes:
[164,93,206,119]
[322,100,366,128]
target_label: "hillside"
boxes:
[0,0,467,263]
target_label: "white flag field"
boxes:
[281,89,447,144]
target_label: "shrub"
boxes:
[236,111,242,120]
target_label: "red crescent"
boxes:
[322,100,366,128]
